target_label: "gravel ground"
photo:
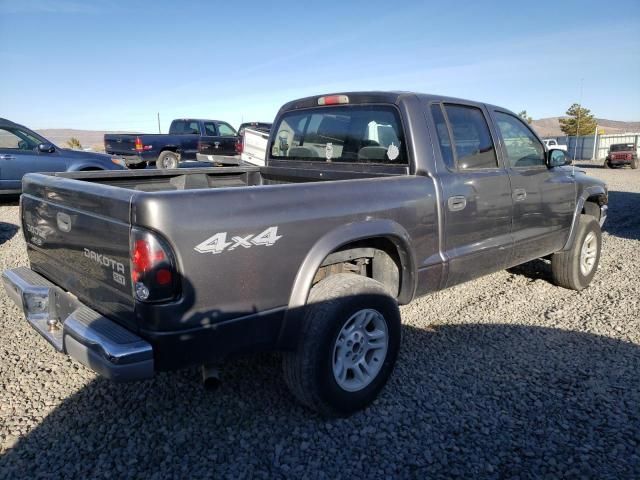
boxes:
[1,166,639,479]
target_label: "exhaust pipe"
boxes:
[201,364,222,391]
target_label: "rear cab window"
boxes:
[270,105,407,165]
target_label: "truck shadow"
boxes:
[1,318,638,478]
[603,191,640,241]
[0,221,19,246]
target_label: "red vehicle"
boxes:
[605,143,638,169]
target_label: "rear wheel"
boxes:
[156,151,179,169]
[551,215,601,291]
[282,273,401,417]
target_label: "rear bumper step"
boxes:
[2,267,153,381]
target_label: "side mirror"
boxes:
[37,143,55,153]
[548,148,570,168]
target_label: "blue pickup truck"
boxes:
[104,118,239,169]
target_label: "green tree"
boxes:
[518,110,532,124]
[559,104,597,136]
[66,137,82,149]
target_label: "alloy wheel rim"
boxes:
[580,231,597,276]
[332,308,388,392]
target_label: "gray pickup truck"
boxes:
[3,92,608,416]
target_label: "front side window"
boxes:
[271,105,407,164]
[217,123,237,136]
[0,127,39,150]
[444,104,497,169]
[494,112,545,168]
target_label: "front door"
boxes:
[430,102,514,287]
[491,111,575,266]
[0,126,66,192]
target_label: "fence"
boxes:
[543,133,640,161]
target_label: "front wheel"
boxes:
[282,273,401,417]
[156,151,179,169]
[631,157,638,169]
[551,215,601,291]
[603,160,611,169]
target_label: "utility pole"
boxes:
[591,125,598,161]
[572,78,584,166]
[157,112,161,134]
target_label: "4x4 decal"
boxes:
[194,226,282,255]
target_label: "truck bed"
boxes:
[35,164,406,192]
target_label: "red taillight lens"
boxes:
[235,137,243,154]
[130,228,177,302]
[318,95,349,105]
[134,137,143,151]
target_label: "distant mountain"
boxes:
[35,129,135,152]
[530,118,640,138]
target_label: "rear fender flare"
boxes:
[278,220,416,347]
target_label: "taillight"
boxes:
[235,137,243,154]
[318,94,349,105]
[130,227,178,302]
[134,137,143,152]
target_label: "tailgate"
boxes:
[105,134,138,156]
[21,173,137,330]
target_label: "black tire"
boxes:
[282,273,401,417]
[603,160,610,169]
[551,214,601,291]
[156,151,179,169]
[631,157,638,169]
[128,162,147,169]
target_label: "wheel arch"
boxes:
[562,186,607,250]
[278,220,416,348]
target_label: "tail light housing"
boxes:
[130,227,178,302]
[235,137,243,154]
[134,137,143,152]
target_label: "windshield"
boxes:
[270,105,407,164]
[610,144,634,152]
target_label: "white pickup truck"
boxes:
[543,139,567,151]
[240,127,270,166]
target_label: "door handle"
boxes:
[513,188,527,201]
[447,195,467,212]
[0,154,15,160]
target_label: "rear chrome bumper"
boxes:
[2,267,153,381]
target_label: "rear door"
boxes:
[0,126,67,191]
[430,102,514,287]
[491,110,575,264]
[176,120,201,160]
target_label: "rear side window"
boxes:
[270,105,407,164]
[430,104,455,169]
[170,120,186,134]
[443,104,497,169]
[204,122,217,136]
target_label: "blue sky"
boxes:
[1,0,638,132]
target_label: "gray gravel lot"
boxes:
[1,166,639,479]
